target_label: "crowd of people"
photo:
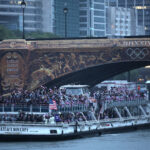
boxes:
[94,86,147,102]
[0,84,148,123]
[0,110,94,124]
[0,112,43,122]
[0,85,146,107]
[0,86,91,108]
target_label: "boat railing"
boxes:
[0,104,89,113]
[105,99,149,109]
[57,105,88,113]
[0,120,94,126]
[0,120,73,126]
[0,120,45,125]
[0,115,149,126]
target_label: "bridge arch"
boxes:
[45,60,150,87]
[0,38,150,92]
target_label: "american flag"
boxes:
[49,99,57,110]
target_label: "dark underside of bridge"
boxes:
[45,61,150,88]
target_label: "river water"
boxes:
[1,129,150,150]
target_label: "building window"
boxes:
[80,0,87,2]
[80,24,87,27]
[79,3,87,7]
[80,10,87,15]
[94,0,104,3]
[80,17,87,22]
[94,24,105,29]
[120,31,123,34]
[94,10,104,16]
[94,17,105,23]
[94,31,105,36]
[80,30,87,36]
[94,4,104,10]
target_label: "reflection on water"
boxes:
[1,129,150,150]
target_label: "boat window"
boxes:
[66,88,82,95]
[50,130,57,134]
[82,87,89,94]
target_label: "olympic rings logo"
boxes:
[126,48,149,60]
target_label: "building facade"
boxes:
[0,0,54,33]
[41,0,54,33]
[79,0,106,37]
[53,0,79,37]
[0,0,149,38]
[106,7,136,37]
[106,0,150,36]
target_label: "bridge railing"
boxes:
[0,104,89,114]
[105,99,149,109]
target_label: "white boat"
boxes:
[0,84,150,141]
[0,115,150,141]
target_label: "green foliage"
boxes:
[111,68,150,82]
[111,69,139,82]
[25,31,58,39]
[111,72,128,80]
[0,25,21,40]
[0,25,58,40]
[130,69,139,81]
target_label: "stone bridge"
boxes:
[0,38,150,93]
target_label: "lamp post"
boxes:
[21,0,26,39]
[63,7,68,38]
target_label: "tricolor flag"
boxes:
[49,99,57,110]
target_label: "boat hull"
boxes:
[0,118,150,141]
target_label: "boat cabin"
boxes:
[59,85,90,97]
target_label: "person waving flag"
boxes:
[49,98,57,110]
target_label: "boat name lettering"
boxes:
[0,127,28,132]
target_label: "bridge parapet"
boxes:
[1,39,150,50]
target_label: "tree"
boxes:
[0,25,58,40]
[0,25,17,40]
[25,31,58,39]
[111,69,139,82]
